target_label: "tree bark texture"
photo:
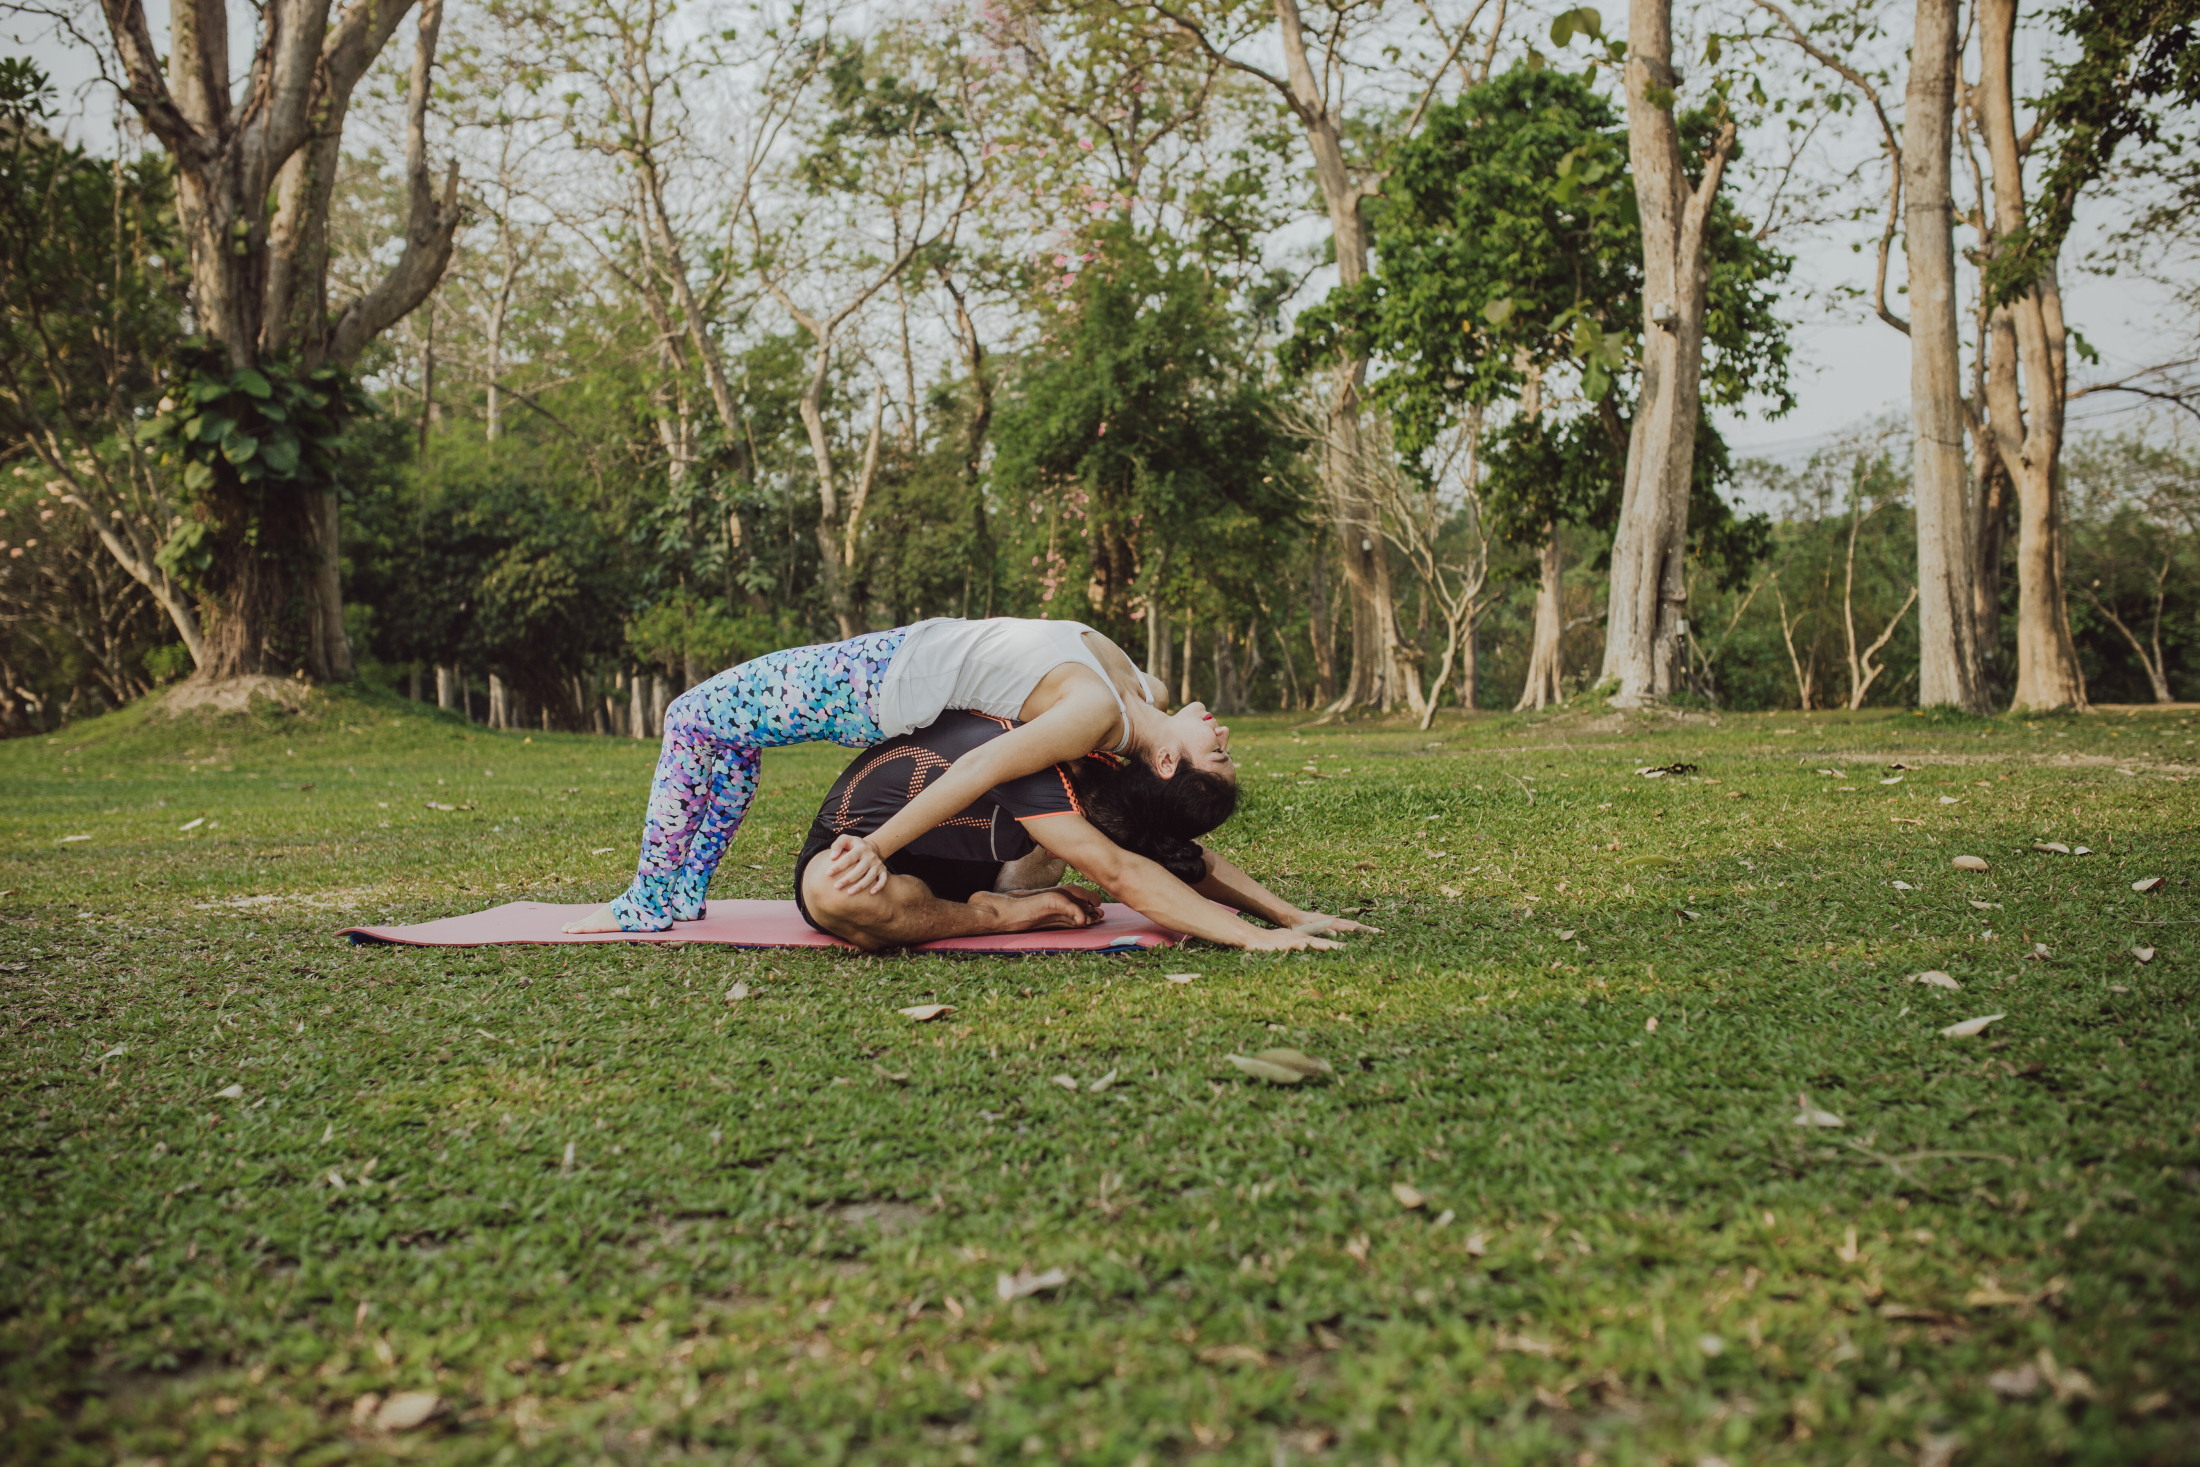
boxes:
[1516,523,1566,710]
[96,0,460,683]
[1903,0,1990,712]
[1269,0,1405,711]
[1599,0,1735,707]
[1975,0,2087,711]
[1513,366,1562,711]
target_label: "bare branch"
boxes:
[93,0,211,161]
[324,0,460,365]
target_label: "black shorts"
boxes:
[792,822,1001,933]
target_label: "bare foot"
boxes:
[967,887,1099,933]
[560,902,625,934]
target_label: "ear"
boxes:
[1151,742,1180,779]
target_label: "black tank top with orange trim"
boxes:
[805,710,1082,865]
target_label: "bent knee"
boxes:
[801,862,886,946]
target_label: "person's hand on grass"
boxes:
[825,834,890,894]
[1287,910,1380,935]
[1240,927,1342,952]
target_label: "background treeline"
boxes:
[2,0,2195,736]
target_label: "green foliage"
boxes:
[0,60,191,721]
[1992,0,2200,301]
[137,344,370,527]
[625,588,751,676]
[992,223,1304,633]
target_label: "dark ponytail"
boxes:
[1071,756,1238,885]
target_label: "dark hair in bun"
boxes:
[1070,756,1238,884]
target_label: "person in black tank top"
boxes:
[795,711,1376,952]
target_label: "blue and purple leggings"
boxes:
[608,628,907,931]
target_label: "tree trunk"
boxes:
[1307,550,1337,704]
[96,0,458,686]
[1461,607,1478,712]
[1260,0,1401,711]
[629,672,647,739]
[1179,613,1196,707]
[651,675,671,736]
[1905,0,1990,712]
[1973,447,2013,685]
[1600,0,1736,707]
[1517,522,1566,710]
[436,665,455,711]
[1976,0,2087,711]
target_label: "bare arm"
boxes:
[1192,848,1377,933]
[841,685,1120,870]
[1026,815,1338,951]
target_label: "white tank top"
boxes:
[874,618,1149,747]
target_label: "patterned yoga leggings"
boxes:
[609,628,908,931]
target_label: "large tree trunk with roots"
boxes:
[1598,0,1735,707]
[1975,0,2086,711]
[96,0,460,682]
[1904,0,1991,712]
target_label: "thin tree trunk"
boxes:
[1976,0,2086,711]
[1516,522,1566,710]
[1179,613,1196,707]
[630,671,647,739]
[1973,425,2013,684]
[1905,0,1989,711]
[1307,550,1337,704]
[1600,0,1736,706]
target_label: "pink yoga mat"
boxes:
[340,898,1182,953]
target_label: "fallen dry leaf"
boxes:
[1880,776,1904,785]
[1791,1091,1845,1128]
[1226,1048,1334,1085]
[1464,1232,1489,1257]
[2033,841,2071,854]
[1968,899,2001,910]
[725,982,751,1003]
[212,1083,244,1100]
[1391,1182,1425,1209]
[1087,1069,1118,1094]
[996,1266,1068,1301]
[1165,972,1198,984]
[375,1391,442,1432]
[1909,970,1961,991]
[1196,1343,1270,1367]
[1049,1074,1079,1092]
[1940,1013,2005,1039]
[1556,929,1576,941]
[2132,946,2155,964]
[1988,1363,2041,1399]
[1646,1016,1659,1033]
[1938,796,1960,804]
[1439,885,1460,898]
[1495,1329,1555,1356]
[898,1004,954,1022]
[2132,876,2165,893]
[1951,855,1990,871]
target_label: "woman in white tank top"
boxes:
[564,618,1302,946]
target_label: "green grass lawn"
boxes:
[2,689,2195,1466]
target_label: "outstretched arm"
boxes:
[1191,849,1378,934]
[826,684,1121,892]
[1025,814,1340,951]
